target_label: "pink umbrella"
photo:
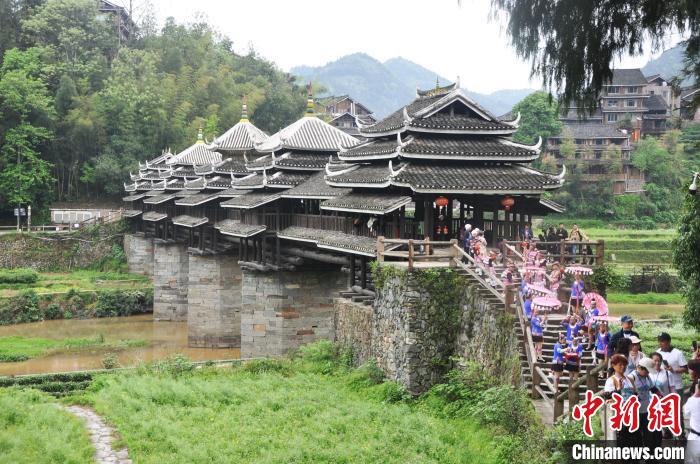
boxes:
[533,296,562,312]
[583,292,609,315]
[564,265,593,276]
[529,284,556,297]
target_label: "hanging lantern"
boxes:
[435,196,449,207]
[501,196,515,211]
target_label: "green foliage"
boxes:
[607,291,684,305]
[589,264,624,297]
[93,289,153,318]
[148,354,195,377]
[370,261,407,290]
[241,359,291,376]
[101,352,119,370]
[0,268,38,284]
[672,186,700,330]
[0,388,94,463]
[511,90,562,145]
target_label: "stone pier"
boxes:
[187,253,241,347]
[123,233,154,277]
[241,268,347,358]
[153,242,189,321]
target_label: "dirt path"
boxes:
[65,405,132,464]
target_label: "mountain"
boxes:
[290,53,535,118]
[642,43,694,86]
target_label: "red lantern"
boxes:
[435,196,449,207]
[501,196,515,211]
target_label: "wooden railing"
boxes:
[78,209,124,227]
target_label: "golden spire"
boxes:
[240,96,249,123]
[305,81,315,117]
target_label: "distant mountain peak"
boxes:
[291,53,535,118]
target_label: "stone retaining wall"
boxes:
[333,298,373,365]
[124,234,153,277]
[153,242,189,321]
[241,267,346,358]
[187,254,241,348]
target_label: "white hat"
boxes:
[638,357,657,374]
[465,224,472,231]
[629,335,642,344]
[472,228,480,235]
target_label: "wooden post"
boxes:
[276,204,281,265]
[377,236,385,262]
[360,256,367,289]
[244,237,249,261]
[449,239,457,268]
[560,240,566,264]
[408,239,414,271]
[568,382,578,417]
[554,394,564,422]
[424,235,432,256]
[596,240,605,266]
[531,366,541,399]
[504,284,516,314]
[349,255,356,288]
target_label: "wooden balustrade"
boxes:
[505,240,605,266]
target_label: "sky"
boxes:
[142,0,684,94]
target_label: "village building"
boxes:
[318,95,377,136]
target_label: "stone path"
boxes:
[65,405,132,464]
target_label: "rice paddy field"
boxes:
[584,227,675,274]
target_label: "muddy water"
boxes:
[0,314,240,376]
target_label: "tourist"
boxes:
[570,223,583,261]
[521,223,534,241]
[626,335,645,375]
[656,332,688,399]
[607,315,640,358]
[552,332,567,390]
[649,352,673,397]
[631,357,661,450]
[595,322,610,375]
[565,336,583,382]
[461,224,472,250]
[605,354,639,447]
[556,223,568,242]
[684,360,700,462]
[531,307,547,362]
[569,273,584,314]
[524,292,533,320]
[546,225,558,254]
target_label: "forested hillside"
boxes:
[0,0,306,217]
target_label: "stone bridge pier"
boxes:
[124,233,154,277]
[240,267,347,358]
[153,242,189,321]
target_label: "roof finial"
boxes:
[436,76,440,90]
[305,81,315,117]
[196,125,204,144]
[240,96,249,123]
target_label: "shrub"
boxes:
[101,353,120,370]
[94,289,152,317]
[347,360,385,389]
[44,303,62,320]
[0,268,39,284]
[0,290,41,325]
[150,354,194,376]
[241,359,291,375]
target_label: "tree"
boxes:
[491,0,700,110]
[0,47,56,211]
[672,187,700,330]
[511,91,562,144]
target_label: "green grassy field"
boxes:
[0,270,150,298]
[0,389,93,463]
[79,365,501,464]
[0,336,148,362]
[582,227,676,272]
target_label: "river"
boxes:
[0,314,240,376]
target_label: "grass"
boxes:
[0,269,150,298]
[609,303,684,321]
[71,362,502,463]
[0,335,148,362]
[607,291,685,305]
[0,388,93,463]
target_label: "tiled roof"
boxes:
[167,142,222,166]
[174,192,221,206]
[172,215,208,228]
[255,116,358,152]
[165,179,185,190]
[122,209,142,218]
[393,163,563,193]
[143,193,177,204]
[339,139,400,160]
[144,190,164,196]
[214,158,248,175]
[325,163,393,187]
[122,194,147,202]
[410,114,515,132]
[218,188,253,198]
[360,94,443,134]
[142,211,168,222]
[646,94,668,112]
[559,107,603,121]
[220,192,281,209]
[173,189,200,197]
[213,121,268,152]
[280,172,351,199]
[215,220,266,238]
[233,172,309,189]
[277,226,376,257]
[321,193,412,215]
[556,124,629,139]
[401,137,539,160]
[171,167,196,177]
[607,69,647,86]
[275,152,329,170]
